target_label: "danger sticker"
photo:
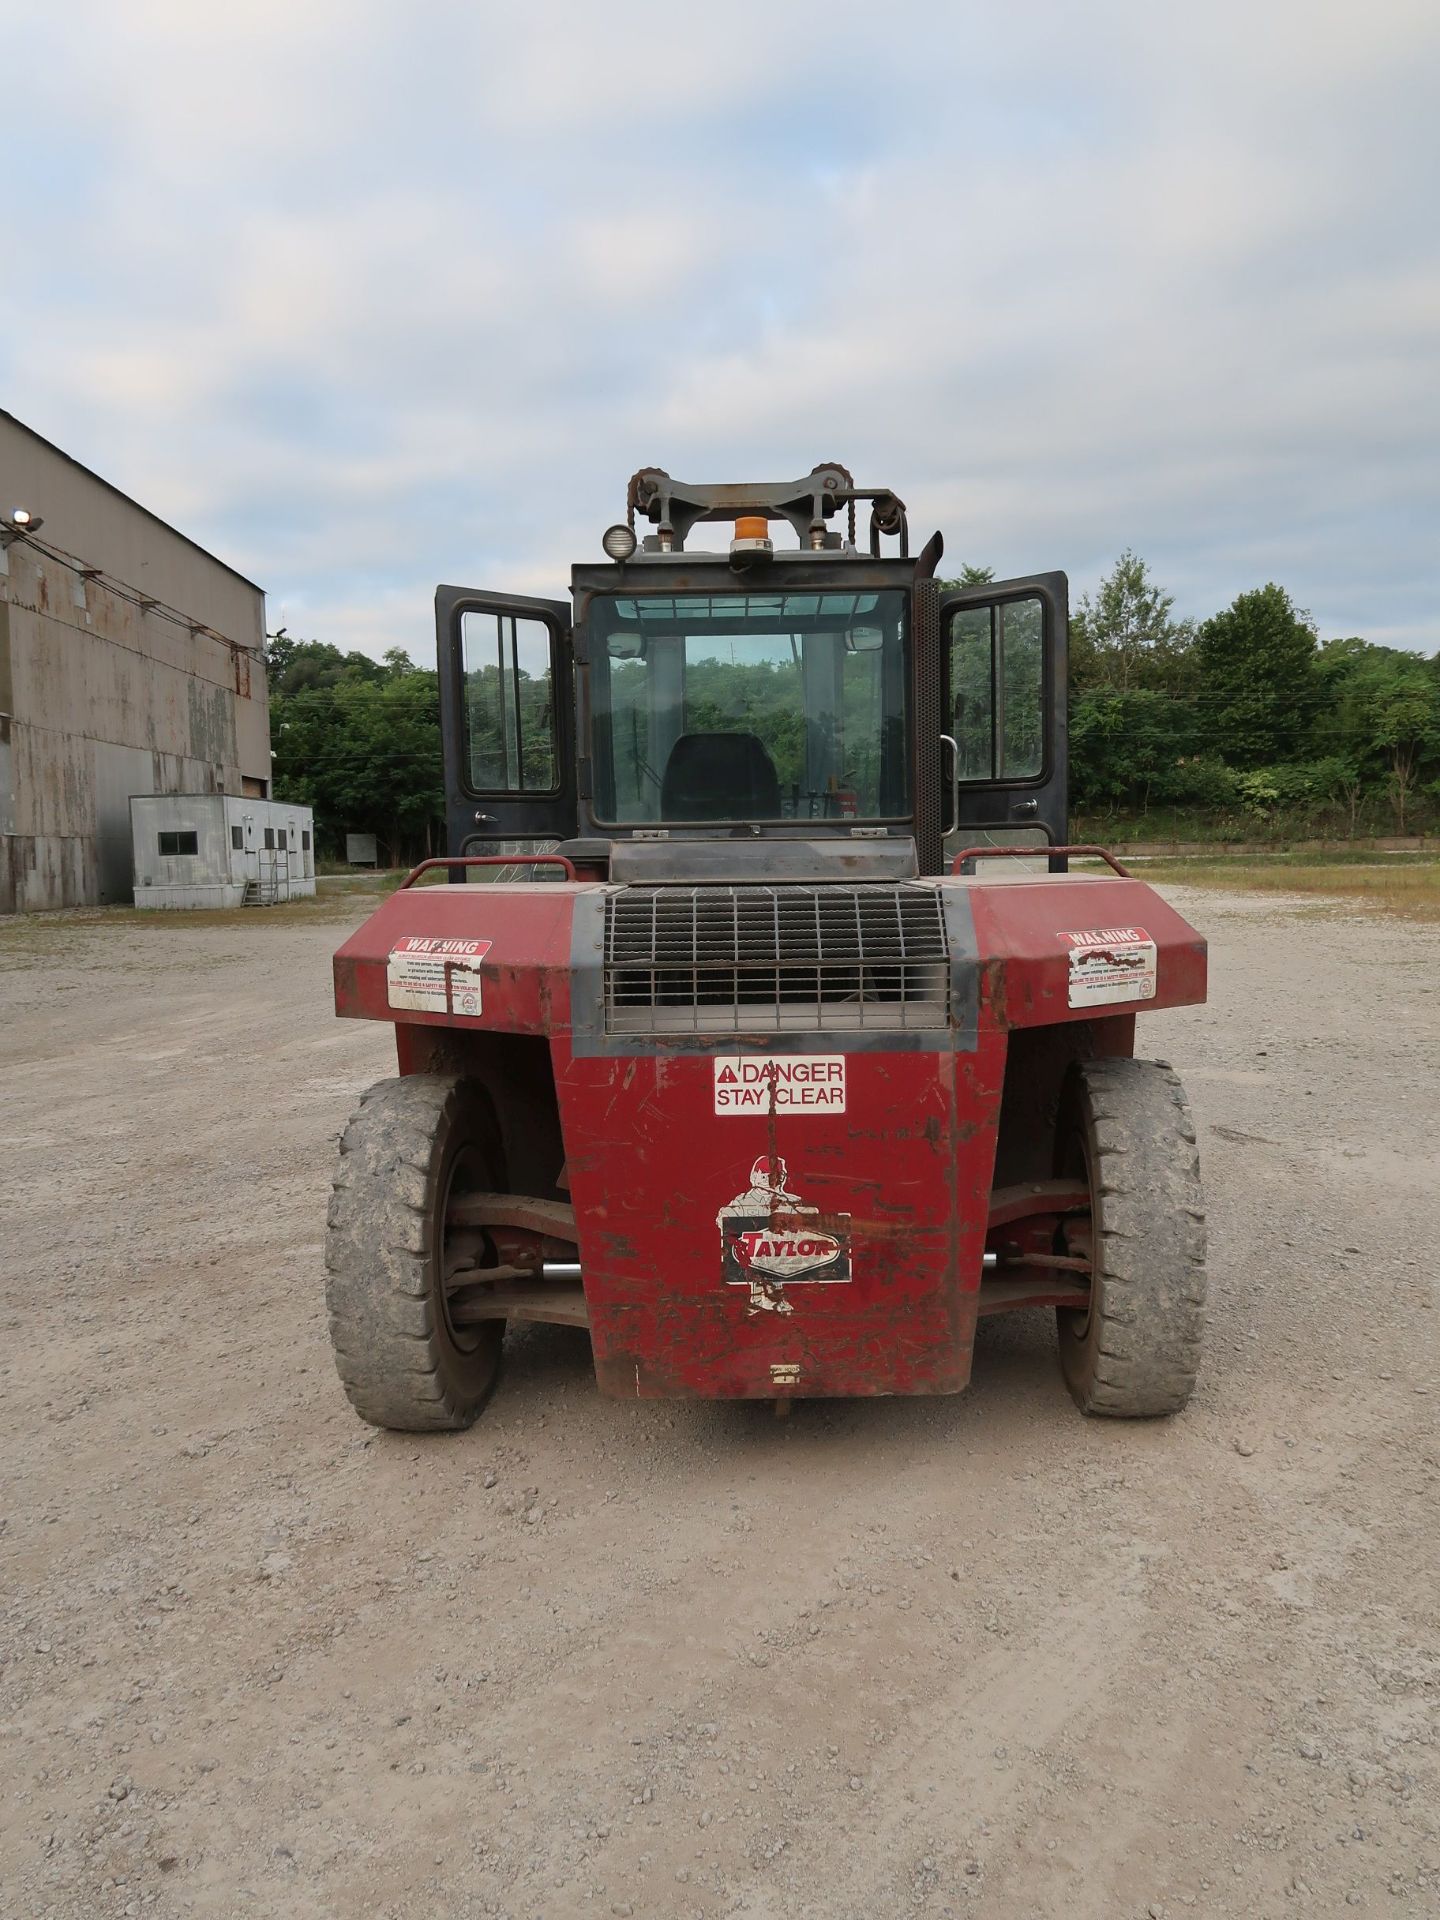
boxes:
[716,1157,852,1316]
[386,936,492,1016]
[1063,926,1157,1007]
[712,1055,846,1115]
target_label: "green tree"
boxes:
[271,665,445,863]
[1195,584,1320,769]
[380,645,420,679]
[1320,644,1440,831]
[1071,550,1196,695]
[265,632,389,697]
[1069,688,1204,812]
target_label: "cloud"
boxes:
[2,1,1436,665]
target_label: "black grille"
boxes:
[603,884,950,1034]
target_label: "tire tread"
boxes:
[324,1073,502,1432]
[1058,1056,1207,1418]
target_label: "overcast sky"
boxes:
[3,1,1437,659]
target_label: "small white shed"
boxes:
[130,794,316,909]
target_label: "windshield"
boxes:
[588,590,910,825]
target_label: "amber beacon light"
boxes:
[731,514,773,560]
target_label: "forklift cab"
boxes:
[435,467,1068,878]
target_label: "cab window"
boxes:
[462,611,558,793]
[949,596,1045,782]
[588,590,910,824]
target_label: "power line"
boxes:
[11,529,265,661]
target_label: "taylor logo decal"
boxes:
[716,1156,852,1316]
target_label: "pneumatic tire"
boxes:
[325,1074,504,1432]
[1056,1057,1206,1417]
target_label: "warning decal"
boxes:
[712,1055,846,1115]
[1063,926,1157,1008]
[386,936,492,1016]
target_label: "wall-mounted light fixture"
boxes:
[1,506,44,549]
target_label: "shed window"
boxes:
[263,828,275,850]
[158,831,199,857]
[231,826,244,851]
[301,829,311,851]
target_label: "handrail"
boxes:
[399,854,578,888]
[950,843,1133,879]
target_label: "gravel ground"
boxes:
[1,886,1437,1920]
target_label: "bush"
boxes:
[1153,754,1238,811]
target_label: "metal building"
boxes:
[130,794,315,909]
[0,409,271,912]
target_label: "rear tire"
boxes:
[1056,1057,1206,1417]
[326,1074,504,1432]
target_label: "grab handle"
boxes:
[399,854,578,888]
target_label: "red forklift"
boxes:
[327,467,1206,1428]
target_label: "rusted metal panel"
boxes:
[94,741,163,902]
[185,675,239,769]
[986,1179,1090,1228]
[0,594,13,841]
[966,875,1207,1028]
[9,717,96,838]
[0,412,264,628]
[332,883,581,1035]
[445,1193,577,1238]
[0,418,272,910]
[4,832,98,911]
[557,1034,1006,1399]
[977,1275,1088,1315]
[449,1280,589,1329]
[330,869,1207,1402]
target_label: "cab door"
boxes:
[937,573,1069,867]
[436,586,577,861]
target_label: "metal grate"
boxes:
[603,885,950,1034]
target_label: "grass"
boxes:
[0,872,398,952]
[1073,808,1439,848]
[1139,849,1440,921]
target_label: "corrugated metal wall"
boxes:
[0,413,270,911]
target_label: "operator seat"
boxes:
[660,731,781,822]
